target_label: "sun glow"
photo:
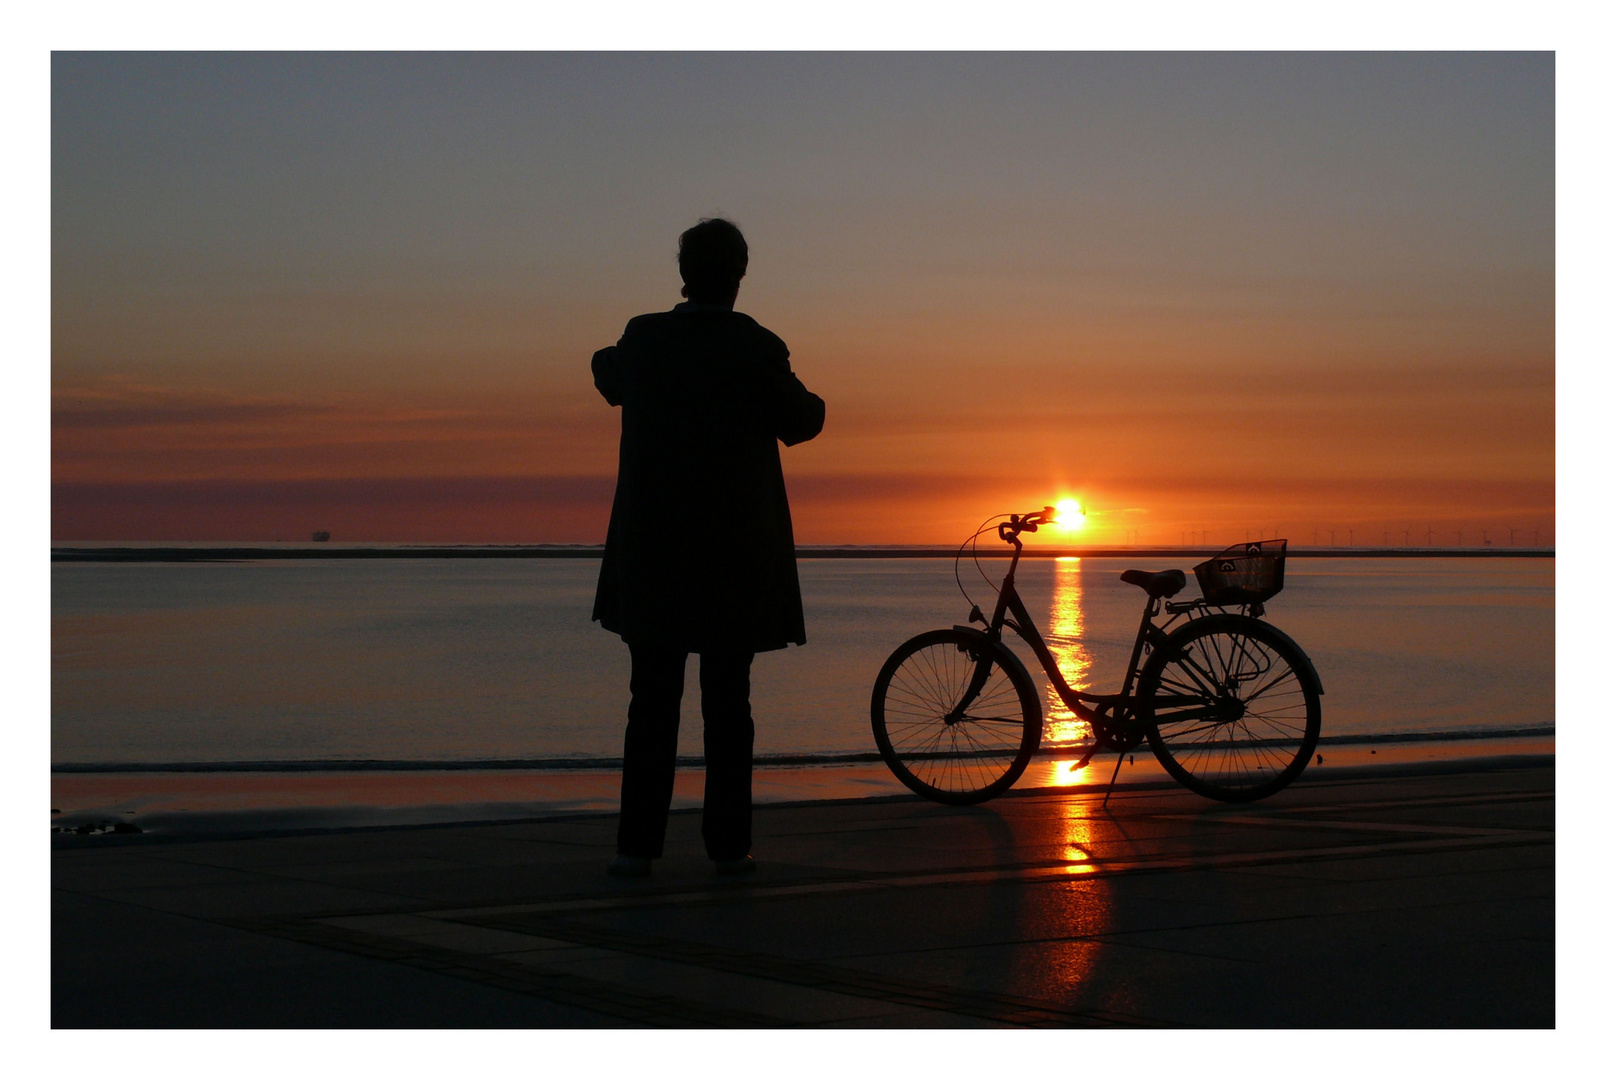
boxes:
[1054,499,1087,532]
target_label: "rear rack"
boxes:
[1164,597,1268,619]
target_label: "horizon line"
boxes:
[51,543,1557,563]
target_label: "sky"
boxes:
[51,52,1554,545]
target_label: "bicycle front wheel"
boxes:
[870,629,1042,805]
[1138,614,1321,802]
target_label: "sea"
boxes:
[52,555,1554,769]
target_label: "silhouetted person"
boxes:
[591,218,825,877]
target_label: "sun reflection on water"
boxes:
[1043,557,1094,747]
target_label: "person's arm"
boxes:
[592,346,624,407]
[771,358,825,447]
[594,318,648,407]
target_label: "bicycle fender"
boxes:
[1153,613,1324,696]
[946,626,1037,685]
[1255,620,1324,695]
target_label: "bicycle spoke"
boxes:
[1142,620,1318,799]
[1240,666,1297,707]
[873,633,1036,803]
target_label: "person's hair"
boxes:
[678,218,748,301]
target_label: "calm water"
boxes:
[51,557,1554,766]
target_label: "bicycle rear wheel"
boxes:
[1138,614,1321,802]
[870,629,1042,805]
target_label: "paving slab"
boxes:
[53,761,1554,1027]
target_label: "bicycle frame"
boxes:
[951,513,1300,757]
[963,530,1167,734]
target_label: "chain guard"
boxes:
[1089,702,1146,753]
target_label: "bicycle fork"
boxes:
[945,649,995,724]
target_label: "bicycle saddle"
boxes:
[1119,568,1187,598]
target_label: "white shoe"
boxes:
[607,854,652,877]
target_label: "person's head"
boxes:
[678,218,748,305]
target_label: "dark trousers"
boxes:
[617,644,755,861]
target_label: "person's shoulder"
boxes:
[729,312,788,357]
[617,310,684,348]
[623,309,679,332]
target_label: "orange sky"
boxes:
[52,54,1554,545]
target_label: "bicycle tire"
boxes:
[870,629,1042,805]
[1137,614,1321,802]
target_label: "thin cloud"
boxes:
[51,378,475,432]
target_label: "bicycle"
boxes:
[870,508,1325,805]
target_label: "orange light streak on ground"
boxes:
[1060,795,1100,875]
[1029,798,1111,1003]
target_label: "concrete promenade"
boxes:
[53,761,1554,1027]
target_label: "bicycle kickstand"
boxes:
[1102,750,1125,809]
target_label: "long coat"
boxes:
[591,303,826,654]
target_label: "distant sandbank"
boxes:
[51,544,1556,562]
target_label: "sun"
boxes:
[1054,498,1087,532]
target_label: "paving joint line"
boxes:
[76,831,1551,938]
[834,881,1556,968]
[1261,791,1553,815]
[1104,791,1552,826]
[1151,815,1552,838]
[460,910,1157,1028]
[227,915,799,1028]
[427,831,1555,922]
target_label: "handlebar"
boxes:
[997,506,1058,545]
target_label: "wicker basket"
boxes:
[1193,540,1286,605]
